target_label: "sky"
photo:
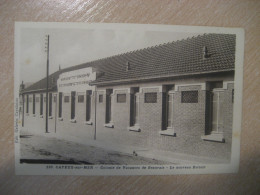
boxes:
[19,25,201,83]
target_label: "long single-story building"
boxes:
[20,33,236,162]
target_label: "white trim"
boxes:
[168,90,175,94]
[201,132,225,143]
[48,116,53,119]
[159,128,176,137]
[128,125,141,132]
[77,92,85,95]
[97,90,106,94]
[140,86,162,93]
[70,119,76,123]
[104,123,114,128]
[112,88,130,94]
[223,81,234,89]
[39,115,43,118]
[212,81,234,91]
[175,83,206,91]
[84,121,93,125]
[58,117,63,121]
[213,88,225,92]
[202,89,225,142]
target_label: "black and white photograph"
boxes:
[14,23,244,175]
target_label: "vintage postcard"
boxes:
[14,22,244,175]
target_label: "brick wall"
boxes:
[174,85,206,137]
[23,93,45,134]
[75,93,85,122]
[95,89,149,147]
[22,77,234,160]
[139,87,162,148]
[93,83,232,160]
[96,90,106,139]
[55,92,95,140]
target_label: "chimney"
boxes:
[203,46,209,59]
[126,61,130,71]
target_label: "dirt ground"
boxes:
[20,132,170,165]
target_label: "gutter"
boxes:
[21,87,57,94]
[90,69,234,86]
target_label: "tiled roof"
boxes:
[91,33,235,85]
[21,70,59,93]
[22,33,235,93]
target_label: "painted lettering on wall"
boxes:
[57,67,96,93]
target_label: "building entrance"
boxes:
[130,87,140,127]
[71,91,76,119]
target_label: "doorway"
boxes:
[71,91,76,119]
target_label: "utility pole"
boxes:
[45,35,50,133]
[94,89,97,140]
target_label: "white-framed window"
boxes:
[78,95,84,103]
[99,94,103,103]
[35,97,40,102]
[117,94,126,103]
[64,96,69,103]
[144,92,157,103]
[181,91,198,103]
